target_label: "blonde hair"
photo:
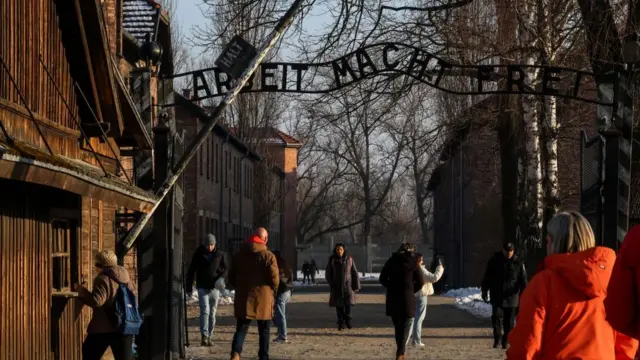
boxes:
[546,211,596,255]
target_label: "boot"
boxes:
[345,318,352,329]
[396,354,405,360]
[502,335,509,349]
[230,353,240,360]
[338,319,345,331]
[201,334,209,347]
[207,336,213,346]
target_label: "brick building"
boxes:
[427,95,595,289]
[174,92,262,260]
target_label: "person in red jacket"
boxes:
[507,211,637,360]
[606,224,640,359]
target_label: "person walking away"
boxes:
[273,250,293,343]
[604,224,640,359]
[507,211,638,360]
[309,259,318,284]
[74,250,138,360]
[407,253,444,348]
[379,243,425,360]
[481,242,527,349]
[228,228,279,360]
[185,234,228,346]
[325,243,361,330]
[302,261,310,285]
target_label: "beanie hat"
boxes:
[206,234,216,246]
[95,249,118,268]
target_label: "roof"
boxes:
[0,138,158,212]
[228,127,303,148]
[122,0,161,43]
[173,92,262,161]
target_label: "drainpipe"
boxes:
[459,147,464,286]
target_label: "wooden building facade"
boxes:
[0,0,171,358]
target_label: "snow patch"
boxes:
[296,270,380,281]
[185,289,235,305]
[444,287,492,319]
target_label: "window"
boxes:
[233,157,238,193]
[206,136,211,180]
[52,219,78,294]
[206,216,211,235]
[248,168,253,199]
[215,144,219,183]
[224,151,229,188]
[210,138,214,182]
[199,215,204,240]
[199,146,204,176]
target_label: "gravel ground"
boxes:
[185,287,500,360]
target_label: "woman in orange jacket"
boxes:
[506,211,638,360]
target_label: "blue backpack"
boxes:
[113,283,144,335]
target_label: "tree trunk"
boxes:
[543,95,560,222]
[522,92,544,247]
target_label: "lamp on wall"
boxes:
[140,33,163,70]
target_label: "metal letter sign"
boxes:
[214,35,258,79]
[163,42,617,107]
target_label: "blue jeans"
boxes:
[274,290,291,339]
[231,319,270,360]
[197,288,220,337]
[409,295,428,344]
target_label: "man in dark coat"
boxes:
[481,242,528,349]
[227,228,279,360]
[379,243,425,360]
[186,234,228,346]
[309,259,318,284]
[301,261,311,284]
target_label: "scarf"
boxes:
[245,234,266,245]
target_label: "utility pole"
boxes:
[117,0,307,259]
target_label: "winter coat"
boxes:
[185,245,228,293]
[277,264,293,295]
[77,265,132,334]
[309,260,318,274]
[326,254,360,307]
[481,252,527,307]
[415,264,444,297]
[506,247,638,360]
[606,225,640,340]
[227,236,279,320]
[380,251,425,318]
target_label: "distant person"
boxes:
[228,228,279,360]
[273,250,293,344]
[185,234,228,347]
[302,261,311,284]
[507,211,638,359]
[407,253,444,348]
[309,259,319,284]
[326,243,361,330]
[379,243,425,360]
[481,242,527,349]
[74,249,138,360]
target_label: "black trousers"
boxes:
[336,304,352,322]
[391,316,412,356]
[82,332,133,360]
[491,305,516,345]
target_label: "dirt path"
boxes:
[185,287,499,360]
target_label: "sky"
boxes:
[173,0,329,64]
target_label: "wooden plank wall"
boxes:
[0,0,78,129]
[0,178,83,360]
[0,0,121,171]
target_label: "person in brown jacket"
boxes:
[74,249,134,360]
[228,227,279,360]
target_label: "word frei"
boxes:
[164,42,614,106]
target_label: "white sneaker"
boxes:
[412,342,425,347]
